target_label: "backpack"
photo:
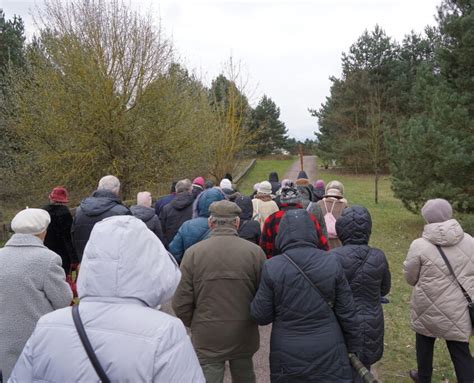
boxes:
[323,200,338,238]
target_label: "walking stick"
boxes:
[348,353,378,383]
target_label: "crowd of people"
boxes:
[0,171,472,383]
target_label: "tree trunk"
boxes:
[374,171,379,204]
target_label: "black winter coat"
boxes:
[251,209,361,383]
[268,172,281,194]
[235,196,261,244]
[71,190,131,261]
[332,205,391,366]
[130,205,165,243]
[159,192,194,247]
[42,204,76,273]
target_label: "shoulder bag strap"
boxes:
[283,253,333,309]
[348,252,370,283]
[72,305,111,383]
[436,245,472,304]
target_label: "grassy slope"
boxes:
[241,159,472,383]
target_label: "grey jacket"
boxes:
[0,234,72,380]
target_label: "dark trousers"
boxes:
[416,333,474,383]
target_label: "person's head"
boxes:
[325,180,344,199]
[234,195,253,220]
[197,188,226,217]
[77,216,180,306]
[11,208,51,241]
[275,209,319,253]
[192,177,205,190]
[268,172,279,183]
[98,175,120,196]
[421,198,453,224]
[314,179,325,190]
[257,181,272,196]
[224,173,233,182]
[176,179,192,194]
[204,180,214,189]
[281,178,292,188]
[336,205,372,245]
[219,178,233,191]
[295,170,310,186]
[208,200,241,230]
[280,182,301,205]
[49,186,69,204]
[296,185,313,204]
[136,191,152,208]
[170,181,177,193]
[253,183,260,193]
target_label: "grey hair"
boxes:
[98,175,120,195]
[209,216,239,227]
[176,179,192,193]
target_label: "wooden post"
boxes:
[299,144,304,171]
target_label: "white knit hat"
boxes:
[11,208,51,235]
[220,178,233,190]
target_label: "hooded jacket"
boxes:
[403,219,474,342]
[172,223,266,364]
[9,216,205,383]
[0,235,72,381]
[130,205,164,243]
[268,172,281,194]
[169,188,224,263]
[72,190,131,261]
[235,196,261,244]
[331,206,391,366]
[251,210,361,382]
[160,192,195,247]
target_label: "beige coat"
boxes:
[172,225,267,363]
[252,198,279,229]
[403,219,474,342]
[317,197,347,249]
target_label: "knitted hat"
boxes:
[314,179,325,189]
[11,208,51,235]
[421,198,453,223]
[257,181,272,195]
[209,200,241,218]
[192,177,205,188]
[280,182,301,204]
[253,183,260,192]
[220,178,233,190]
[296,170,310,186]
[49,186,69,203]
[281,179,292,188]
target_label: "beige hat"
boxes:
[257,181,272,195]
[11,208,51,235]
[324,188,343,199]
[209,200,242,218]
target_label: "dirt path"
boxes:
[283,155,318,181]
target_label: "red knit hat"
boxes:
[192,176,205,187]
[49,187,69,203]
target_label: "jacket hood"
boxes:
[336,205,372,245]
[80,190,122,217]
[197,188,225,217]
[77,216,181,307]
[235,195,253,220]
[422,219,464,246]
[130,205,155,222]
[275,209,318,253]
[268,172,279,182]
[171,192,195,210]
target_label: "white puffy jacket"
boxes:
[9,215,205,382]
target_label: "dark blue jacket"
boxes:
[250,209,361,383]
[169,188,224,263]
[154,193,176,217]
[332,205,391,366]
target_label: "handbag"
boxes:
[436,245,474,326]
[72,305,111,383]
[283,253,378,383]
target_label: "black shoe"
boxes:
[409,369,419,382]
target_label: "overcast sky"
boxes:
[2,0,441,140]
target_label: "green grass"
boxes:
[241,159,473,383]
[237,157,295,194]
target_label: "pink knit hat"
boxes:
[192,177,205,187]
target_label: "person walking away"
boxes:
[155,181,177,217]
[331,205,391,379]
[130,191,165,243]
[173,201,266,383]
[268,172,281,194]
[297,184,328,239]
[313,179,325,202]
[251,209,361,382]
[404,199,474,383]
[42,186,76,274]
[0,209,72,381]
[316,180,348,249]
[160,179,194,247]
[260,182,329,258]
[251,181,279,230]
[169,188,224,263]
[235,195,261,244]
[9,215,204,383]
[219,178,240,201]
[71,175,130,261]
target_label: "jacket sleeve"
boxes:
[44,256,73,309]
[172,253,195,327]
[250,263,275,325]
[311,204,328,240]
[260,216,274,258]
[8,330,35,382]
[333,263,361,354]
[62,210,77,265]
[169,228,185,263]
[381,254,391,296]
[152,216,166,245]
[403,241,421,286]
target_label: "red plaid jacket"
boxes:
[260,203,329,258]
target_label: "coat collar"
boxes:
[5,233,46,248]
[210,225,239,237]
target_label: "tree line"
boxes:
[312,0,473,212]
[0,0,290,206]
